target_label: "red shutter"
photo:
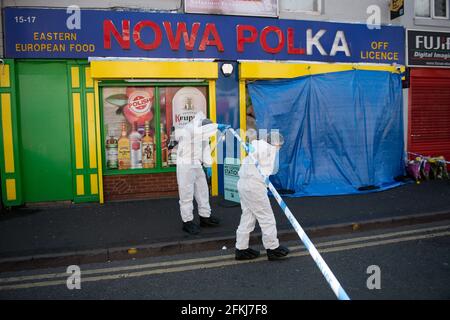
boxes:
[408,68,450,163]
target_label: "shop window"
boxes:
[415,0,449,19]
[415,0,431,17]
[280,0,322,14]
[434,0,449,18]
[101,84,208,174]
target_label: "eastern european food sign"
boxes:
[5,7,405,65]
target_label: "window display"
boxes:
[102,85,208,173]
[103,86,156,171]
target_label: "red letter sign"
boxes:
[199,23,224,52]
[236,25,258,52]
[287,28,305,55]
[260,26,284,54]
[104,20,130,49]
[163,22,201,51]
[133,21,162,50]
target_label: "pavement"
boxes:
[0,179,449,272]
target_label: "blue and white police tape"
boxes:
[227,128,351,301]
[209,129,227,155]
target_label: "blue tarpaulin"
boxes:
[248,70,405,197]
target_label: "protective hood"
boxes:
[239,140,278,181]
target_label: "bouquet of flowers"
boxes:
[428,156,449,180]
[406,157,426,183]
[406,155,449,183]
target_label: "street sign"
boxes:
[390,0,404,20]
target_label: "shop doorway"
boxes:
[17,61,73,203]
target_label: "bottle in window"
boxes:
[168,126,178,166]
[142,121,155,169]
[161,126,169,167]
[118,122,130,170]
[129,122,142,169]
[106,130,118,169]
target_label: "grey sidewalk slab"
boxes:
[0,180,449,261]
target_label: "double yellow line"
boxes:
[1,224,450,291]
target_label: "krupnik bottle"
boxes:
[129,122,142,169]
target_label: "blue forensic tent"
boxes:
[248,70,405,197]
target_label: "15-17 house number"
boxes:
[14,16,36,23]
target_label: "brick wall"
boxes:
[103,172,178,201]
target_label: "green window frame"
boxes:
[99,81,209,176]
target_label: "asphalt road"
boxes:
[0,220,449,301]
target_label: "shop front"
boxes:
[1,7,405,206]
[407,30,450,163]
[90,60,219,202]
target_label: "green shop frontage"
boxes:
[0,60,103,205]
[1,60,98,205]
[1,7,405,207]
[0,58,221,206]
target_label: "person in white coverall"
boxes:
[235,132,290,261]
[174,112,220,235]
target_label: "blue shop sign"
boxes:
[5,7,405,65]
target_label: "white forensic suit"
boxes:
[175,113,218,223]
[236,139,280,250]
